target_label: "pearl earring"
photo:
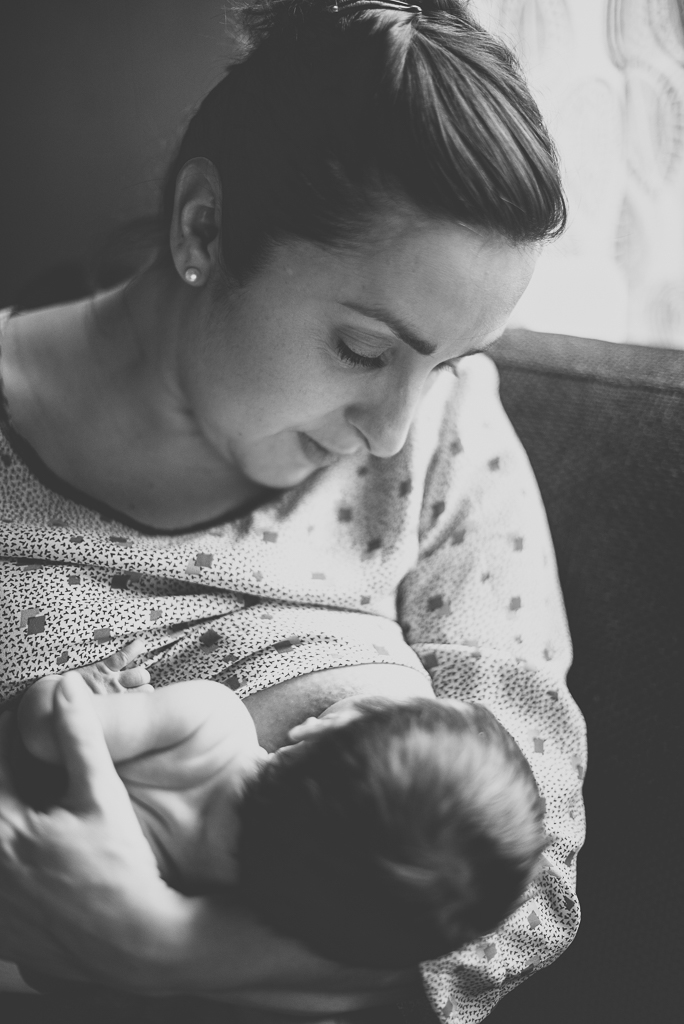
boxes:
[184,267,201,284]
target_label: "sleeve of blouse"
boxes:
[397,354,587,1024]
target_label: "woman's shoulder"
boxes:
[410,353,501,445]
[378,354,503,481]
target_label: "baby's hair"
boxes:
[236,697,547,967]
[164,0,566,282]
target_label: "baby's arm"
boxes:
[18,675,238,766]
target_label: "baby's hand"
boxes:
[19,645,151,766]
[286,693,418,745]
[78,639,152,694]
[286,695,374,744]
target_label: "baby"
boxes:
[14,661,547,969]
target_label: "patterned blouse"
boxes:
[0,307,586,1023]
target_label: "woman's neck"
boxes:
[2,267,268,530]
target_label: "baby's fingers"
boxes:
[118,666,152,690]
[287,716,330,742]
[101,639,147,673]
[80,639,149,693]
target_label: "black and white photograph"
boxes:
[0,3,682,1023]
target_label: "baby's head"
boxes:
[236,696,546,968]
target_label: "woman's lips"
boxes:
[297,433,341,467]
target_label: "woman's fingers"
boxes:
[0,715,81,975]
[51,675,133,814]
[0,712,25,811]
[0,690,165,986]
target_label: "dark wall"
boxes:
[0,1,237,306]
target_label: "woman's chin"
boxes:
[244,461,317,490]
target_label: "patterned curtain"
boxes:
[470,0,684,347]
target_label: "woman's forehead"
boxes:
[257,215,536,352]
[266,212,535,297]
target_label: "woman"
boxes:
[0,0,586,1019]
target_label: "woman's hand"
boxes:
[0,674,187,990]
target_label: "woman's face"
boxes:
[179,209,537,489]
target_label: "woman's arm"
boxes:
[397,355,586,1022]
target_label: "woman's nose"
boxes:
[346,383,423,459]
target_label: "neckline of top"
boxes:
[0,308,283,537]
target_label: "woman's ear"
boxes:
[169,158,222,288]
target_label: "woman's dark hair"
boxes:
[163,0,566,282]
[236,697,547,968]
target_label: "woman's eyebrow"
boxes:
[341,301,503,358]
[341,301,437,356]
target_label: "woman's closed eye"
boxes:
[336,338,460,377]
[335,337,387,370]
[434,359,460,377]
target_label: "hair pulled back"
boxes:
[236,698,547,968]
[165,0,566,281]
